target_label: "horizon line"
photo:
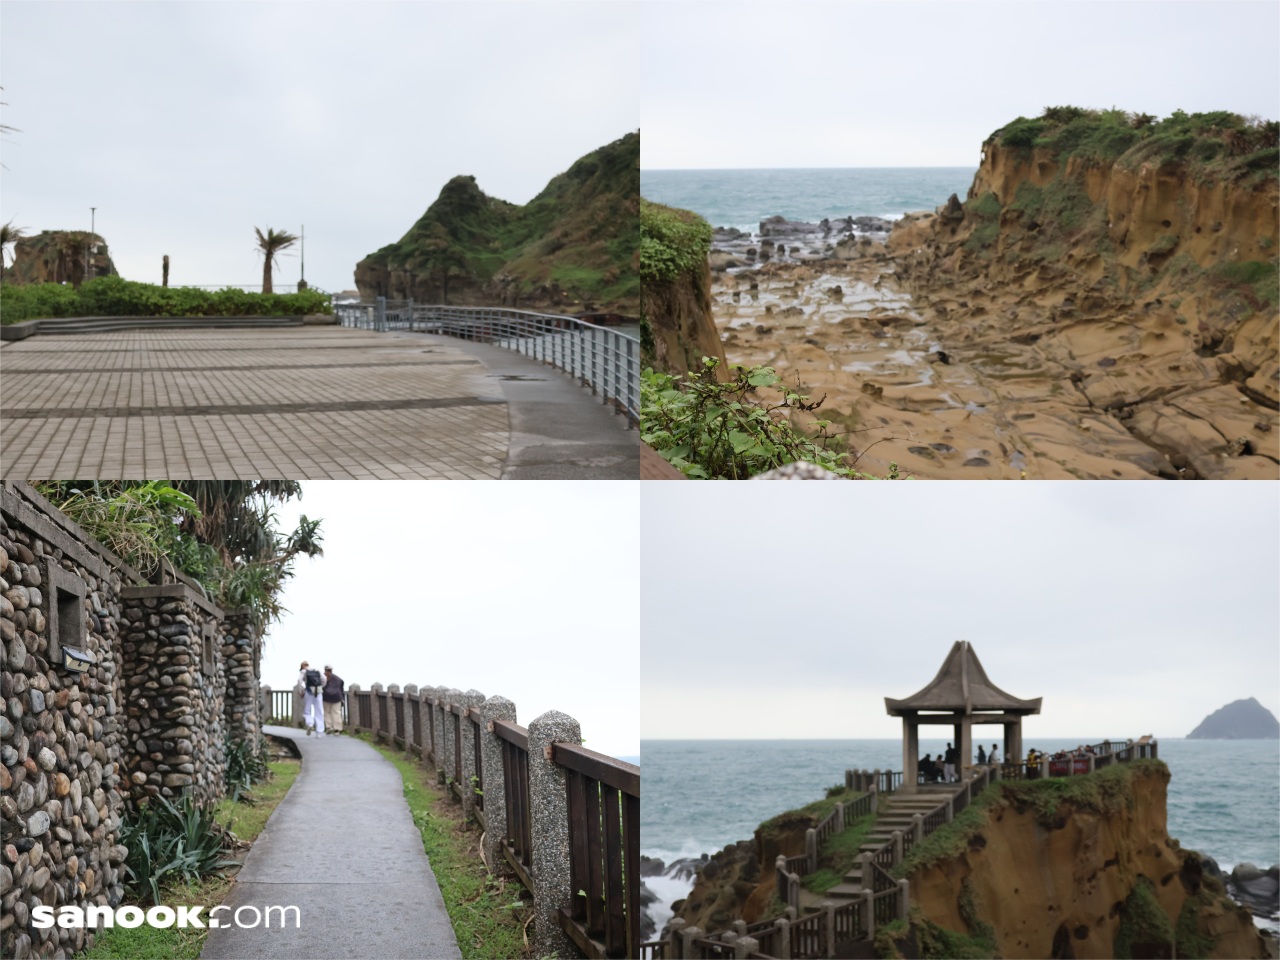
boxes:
[641,165,979,173]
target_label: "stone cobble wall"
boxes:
[1,483,262,959]
[119,586,226,804]
[1,487,132,959]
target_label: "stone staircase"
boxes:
[820,784,961,901]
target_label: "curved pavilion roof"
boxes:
[885,640,1041,716]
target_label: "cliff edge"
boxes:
[894,761,1264,959]
[640,198,727,378]
[888,107,1278,478]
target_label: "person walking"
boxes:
[299,660,325,736]
[976,744,987,766]
[322,665,345,735]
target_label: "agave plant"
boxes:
[120,794,240,904]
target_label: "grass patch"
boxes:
[875,903,997,960]
[1211,257,1279,306]
[1174,889,1218,959]
[214,758,300,843]
[357,733,532,959]
[760,787,865,838]
[640,198,712,282]
[803,812,877,894]
[1113,876,1175,959]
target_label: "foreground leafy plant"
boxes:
[119,795,239,905]
[641,358,902,479]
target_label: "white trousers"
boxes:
[303,692,326,734]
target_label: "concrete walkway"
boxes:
[200,725,460,960]
[0,325,636,479]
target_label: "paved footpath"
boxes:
[0,325,637,479]
[201,725,460,960]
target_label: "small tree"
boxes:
[254,226,298,294]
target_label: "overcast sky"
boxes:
[259,482,640,759]
[1,2,637,294]
[642,1,1280,169]
[642,482,1280,742]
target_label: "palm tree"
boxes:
[254,226,297,294]
[0,219,26,279]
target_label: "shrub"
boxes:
[119,795,239,904]
[996,116,1045,148]
[224,737,271,801]
[640,198,712,282]
[641,359,903,479]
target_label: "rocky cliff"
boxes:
[900,762,1265,959]
[640,199,727,378]
[4,230,117,286]
[886,108,1278,478]
[1188,697,1280,739]
[355,132,638,315]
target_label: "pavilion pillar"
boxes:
[957,716,973,781]
[1005,720,1022,768]
[902,717,919,793]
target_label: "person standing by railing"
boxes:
[300,661,326,736]
[322,665,345,735]
[943,742,958,783]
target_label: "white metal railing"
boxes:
[335,298,638,423]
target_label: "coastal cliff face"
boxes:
[640,199,727,378]
[355,132,638,314]
[906,763,1264,959]
[884,111,1278,477]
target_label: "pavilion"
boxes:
[885,640,1041,790]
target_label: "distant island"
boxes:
[1187,697,1280,739]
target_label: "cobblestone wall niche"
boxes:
[1,484,131,959]
[119,585,226,804]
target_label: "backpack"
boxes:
[304,669,323,693]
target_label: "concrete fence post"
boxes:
[776,855,788,902]
[774,916,792,960]
[845,769,854,791]
[441,687,462,787]
[459,688,484,818]
[898,879,910,920]
[892,829,903,865]
[666,918,686,960]
[834,801,845,834]
[479,695,517,873]
[735,936,758,959]
[431,687,448,782]
[417,687,431,761]
[260,684,271,722]
[527,709,581,959]
[913,813,924,844]
[370,683,384,739]
[1087,754,1096,773]
[821,900,836,958]
[870,776,879,814]
[403,684,419,752]
[347,684,361,732]
[681,926,704,958]
[945,796,954,823]
[731,919,746,938]
[291,682,304,727]
[386,684,401,744]
[862,888,874,939]
[805,828,818,873]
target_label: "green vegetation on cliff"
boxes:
[0,275,331,324]
[356,132,638,313]
[640,198,711,282]
[991,106,1279,182]
[895,761,1164,878]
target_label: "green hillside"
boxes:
[355,132,638,315]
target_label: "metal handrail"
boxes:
[334,299,639,423]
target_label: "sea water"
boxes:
[639,168,978,233]
[641,739,1280,932]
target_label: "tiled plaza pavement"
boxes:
[0,326,634,479]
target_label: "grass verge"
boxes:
[81,756,300,960]
[355,732,533,959]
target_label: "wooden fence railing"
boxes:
[346,683,638,960]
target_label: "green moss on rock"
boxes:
[640,199,712,283]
